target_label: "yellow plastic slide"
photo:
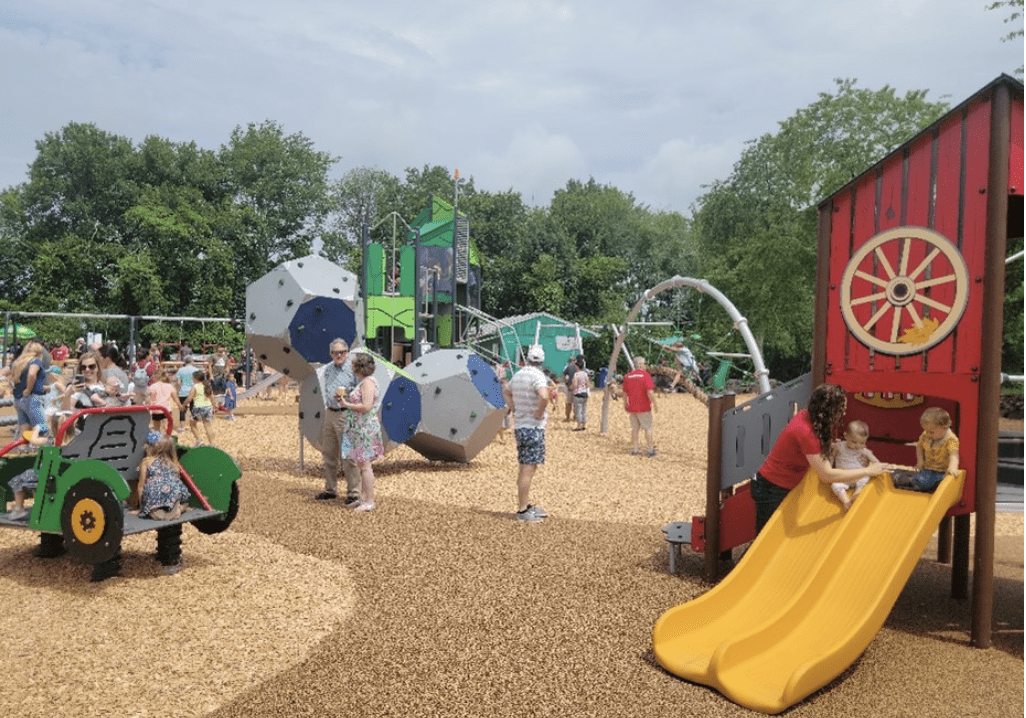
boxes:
[652,469,965,715]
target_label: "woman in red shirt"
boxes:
[752,383,890,533]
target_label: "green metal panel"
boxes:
[399,246,416,296]
[367,295,415,340]
[366,242,385,296]
[178,445,242,513]
[500,314,599,376]
[713,359,732,390]
[33,455,130,535]
[437,315,452,347]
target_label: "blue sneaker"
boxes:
[529,504,548,518]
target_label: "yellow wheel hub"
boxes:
[70,498,105,545]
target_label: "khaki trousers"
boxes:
[319,409,360,497]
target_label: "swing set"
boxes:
[600,277,770,434]
[1,310,240,368]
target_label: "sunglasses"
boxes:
[331,350,349,356]
[81,363,98,369]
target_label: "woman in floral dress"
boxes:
[338,353,385,511]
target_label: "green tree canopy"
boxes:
[692,79,949,376]
[2,120,337,347]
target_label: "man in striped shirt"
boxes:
[503,344,551,523]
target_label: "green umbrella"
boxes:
[2,324,36,340]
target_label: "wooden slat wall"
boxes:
[815,84,1026,516]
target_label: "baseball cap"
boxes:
[527,345,545,363]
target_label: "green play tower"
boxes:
[362,195,482,365]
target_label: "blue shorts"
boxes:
[514,428,546,466]
[15,395,48,435]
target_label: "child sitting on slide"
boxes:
[908,407,960,492]
[830,420,880,510]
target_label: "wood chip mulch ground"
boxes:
[1,392,1021,718]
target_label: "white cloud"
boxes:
[0,0,1020,216]
[469,124,587,205]
[612,137,743,212]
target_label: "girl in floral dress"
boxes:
[338,353,385,511]
[136,435,191,520]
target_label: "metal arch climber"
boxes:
[600,276,771,434]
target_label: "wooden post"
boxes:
[704,392,735,582]
[970,80,1011,648]
[937,516,953,564]
[951,514,970,600]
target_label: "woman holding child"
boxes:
[62,350,111,409]
[752,383,892,534]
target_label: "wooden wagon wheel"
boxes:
[840,227,969,356]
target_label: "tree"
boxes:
[0,188,34,303]
[21,123,138,246]
[3,119,339,347]
[218,120,338,279]
[475,205,571,318]
[693,79,949,377]
[389,165,475,227]
[548,178,697,325]
[461,189,533,315]
[987,0,1024,76]
[322,166,401,270]
[550,178,639,259]
[122,183,218,314]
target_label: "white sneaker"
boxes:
[515,506,542,523]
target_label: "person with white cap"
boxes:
[503,344,551,523]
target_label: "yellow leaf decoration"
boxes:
[898,317,939,346]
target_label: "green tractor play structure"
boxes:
[0,405,241,581]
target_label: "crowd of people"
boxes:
[0,338,244,449]
[6,334,961,534]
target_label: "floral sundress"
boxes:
[340,377,385,464]
[139,458,191,518]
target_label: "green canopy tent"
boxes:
[1,324,36,341]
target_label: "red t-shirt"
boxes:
[51,346,69,361]
[622,369,655,413]
[759,410,824,490]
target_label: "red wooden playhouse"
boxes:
[812,74,1023,646]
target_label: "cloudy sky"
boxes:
[1,1,1021,214]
